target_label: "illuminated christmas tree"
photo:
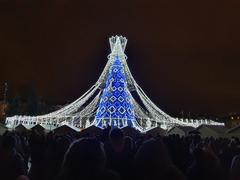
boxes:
[5,36,224,131]
[95,56,136,128]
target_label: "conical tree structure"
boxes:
[95,56,136,128]
[5,35,224,131]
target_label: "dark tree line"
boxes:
[6,84,48,117]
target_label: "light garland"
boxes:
[5,35,224,132]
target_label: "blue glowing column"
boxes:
[95,56,136,128]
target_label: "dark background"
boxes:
[0,0,239,117]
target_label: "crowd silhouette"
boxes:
[0,126,239,180]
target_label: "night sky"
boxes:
[0,0,240,117]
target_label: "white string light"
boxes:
[5,35,224,131]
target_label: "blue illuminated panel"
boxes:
[95,56,135,128]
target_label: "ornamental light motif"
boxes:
[5,35,224,131]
